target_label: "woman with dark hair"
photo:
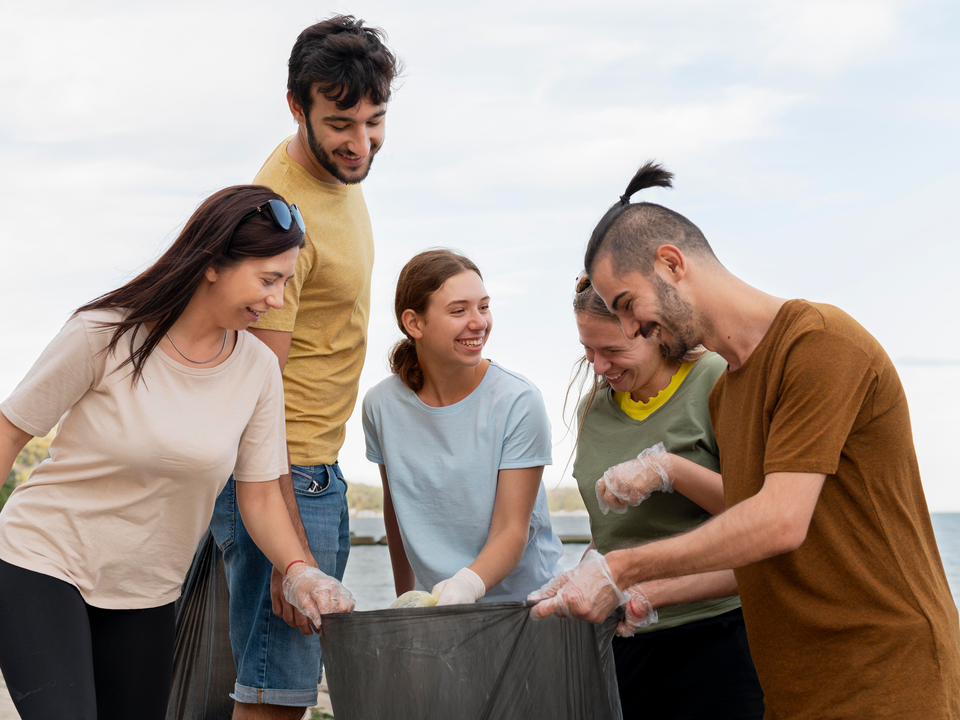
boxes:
[0,185,354,720]
[539,280,763,719]
[361,249,563,605]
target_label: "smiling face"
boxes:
[589,254,703,362]
[203,247,299,330]
[576,312,667,395]
[409,270,491,370]
[291,89,386,185]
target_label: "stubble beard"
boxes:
[304,117,377,185]
[653,275,702,361]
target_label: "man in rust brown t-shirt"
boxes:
[534,162,960,719]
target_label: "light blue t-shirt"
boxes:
[362,361,563,602]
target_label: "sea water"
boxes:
[343,514,960,611]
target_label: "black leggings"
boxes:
[0,559,175,720]
[613,607,765,719]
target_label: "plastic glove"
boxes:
[615,584,659,637]
[282,564,355,628]
[528,550,630,623]
[527,568,572,603]
[596,442,674,515]
[432,567,486,606]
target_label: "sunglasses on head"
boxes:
[575,271,591,294]
[241,199,306,234]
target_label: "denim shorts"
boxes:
[209,463,350,707]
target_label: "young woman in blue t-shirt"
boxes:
[362,249,563,604]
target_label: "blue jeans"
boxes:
[210,463,350,707]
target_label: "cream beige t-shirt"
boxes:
[250,137,374,465]
[0,308,288,609]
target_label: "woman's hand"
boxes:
[433,567,486,605]
[595,442,674,514]
[615,584,659,637]
[270,551,318,635]
[465,466,544,596]
[282,564,355,628]
[236,479,356,629]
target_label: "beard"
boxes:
[304,118,378,185]
[652,275,703,361]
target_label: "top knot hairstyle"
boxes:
[583,161,718,277]
[390,249,482,392]
[77,185,306,385]
[288,15,402,113]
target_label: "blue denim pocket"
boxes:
[291,465,337,497]
[210,476,236,552]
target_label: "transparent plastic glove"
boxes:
[432,567,486,606]
[596,442,674,515]
[282,564,355,628]
[527,568,572,603]
[615,584,659,637]
[528,550,630,623]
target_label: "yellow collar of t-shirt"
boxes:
[613,361,696,422]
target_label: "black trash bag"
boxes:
[318,601,623,720]
[165,530,236,720]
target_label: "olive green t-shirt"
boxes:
[574,352,740,632]
[710,300,960,720]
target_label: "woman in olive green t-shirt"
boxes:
[568,281,763,720]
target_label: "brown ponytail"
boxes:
[390,249,482,392]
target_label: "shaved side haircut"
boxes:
[583,161,719,277]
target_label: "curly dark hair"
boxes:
[288,15,402,112]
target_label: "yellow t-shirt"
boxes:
[250,138,375,465]
[613,361,695,421]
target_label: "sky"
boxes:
[1,0,959,508]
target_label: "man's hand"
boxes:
[271,552,319,635]
[528,550,629,623]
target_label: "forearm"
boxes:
[607,473,825,589]
[236,479,309,574]
[641,569,738,609]
[668,455,725,515]
[470,525,528,591]
[380,466,415,595]
[0,412,31,481]
[383,509,415,595]
[471,466,543,592]
[277,450,313,562]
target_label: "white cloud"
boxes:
[1,0,958,510]
[763,0,900,70]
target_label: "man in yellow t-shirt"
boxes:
[209,16,401,719]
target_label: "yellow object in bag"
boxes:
[389,590,439,609]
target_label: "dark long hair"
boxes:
[76,185,305,385]
[390,249,482,392]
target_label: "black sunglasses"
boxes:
[575,270,591,294]
[241,199,306,234]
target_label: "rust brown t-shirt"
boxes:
[709,300,960,720]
